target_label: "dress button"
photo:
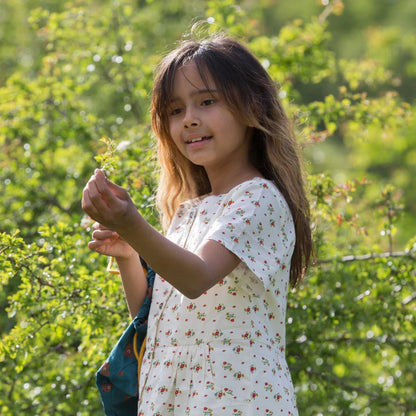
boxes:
[159,302,164,309]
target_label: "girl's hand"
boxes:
[82,169,138,233]
[88,222,136,259]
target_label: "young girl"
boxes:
[82,35,311,416]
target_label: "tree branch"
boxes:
[316,248,415,265]
[318,0,343,24]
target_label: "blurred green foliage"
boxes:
[0,0,415,415]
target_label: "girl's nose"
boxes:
[183,107,200,128]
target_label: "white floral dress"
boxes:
[138,178,298,416]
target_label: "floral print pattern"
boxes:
[138,178,298,415]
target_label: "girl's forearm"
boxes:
[116,252,148,318]
[116,210,221,299]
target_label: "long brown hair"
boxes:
[151,35,312,286]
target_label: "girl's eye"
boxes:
[201,98,215,106]
[169,108,182,116]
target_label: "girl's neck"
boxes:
[206,165,264,196]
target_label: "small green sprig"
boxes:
[93,136,120,274]
[94,137,119,175]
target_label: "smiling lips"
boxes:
[185,136,213,144]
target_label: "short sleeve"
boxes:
[204,180,295,289]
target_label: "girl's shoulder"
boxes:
[219,176,287,206]
[227,176,278,196]
[223,177,291,215]
[198,177,280,202]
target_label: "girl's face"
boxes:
[167,61,253,177]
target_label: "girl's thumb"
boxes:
[106,178,128,200]
[95,169,129,201]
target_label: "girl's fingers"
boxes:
[83,176,111,216]
[88,239,109,254]
[82,170,132,229]
[83,187,105,220]
[88,237,123,256]
[82,187,98,217]
[95,169,128,201]
[94,170,118,204]
[89,177,112,210]
[107,180,128,200]
[92,229,119,241]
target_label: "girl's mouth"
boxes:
[185,136,212,144]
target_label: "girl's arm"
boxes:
[115,253,147,318]
[82,170,240,299]
[88,223,147,318]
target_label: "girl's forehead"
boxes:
[173,61,215,91]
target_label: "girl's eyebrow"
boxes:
[170,88,218,103]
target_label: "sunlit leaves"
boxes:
[95,137,119,175]
[0,225,127,414]
[292,254,416,414]
[249,18,336,89]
